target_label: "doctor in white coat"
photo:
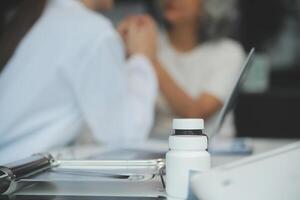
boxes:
[0,0,158,163]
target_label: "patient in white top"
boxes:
[120,0,245,138]
[151,0,245,138]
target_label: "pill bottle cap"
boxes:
[172,119,204,130]
[169,135,208,150]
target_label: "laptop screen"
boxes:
[210,48,255,138]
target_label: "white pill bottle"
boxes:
[166,119,211,200]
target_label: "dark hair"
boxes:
[199,0,239,42]
[0,0,47,74]
[150,0,239,43]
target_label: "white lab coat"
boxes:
[0,0,157,163]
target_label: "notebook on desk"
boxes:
[191,141,300,200]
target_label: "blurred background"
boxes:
[104,0,300,139]
[0,0,300,141]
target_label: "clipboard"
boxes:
[0,154,166,197]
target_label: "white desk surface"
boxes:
[211,138,296,167]
[50,138,297,167]
[14,138,298,197]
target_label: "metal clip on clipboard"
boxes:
[0,153,165,195]
[0,153,56,195]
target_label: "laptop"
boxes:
[211,48,255,138]
[208,48,255,155]
[91,48,255,160]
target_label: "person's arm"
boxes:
[152,59,222,119]
[61,30,157,147]
[119,16,218,119]
[152,41,245,119]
